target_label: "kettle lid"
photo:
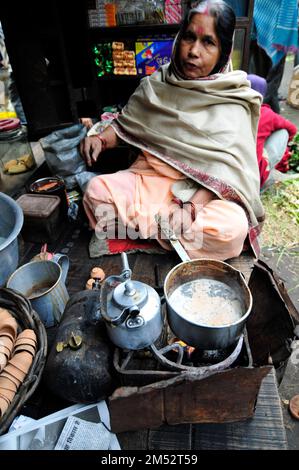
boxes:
[113,280,148,309]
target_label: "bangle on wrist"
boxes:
[172,197,183,208]
[182,201,196,221]
[172,198,196,221]
[95,134,107,152]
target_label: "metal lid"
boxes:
[0,118,20,132]
[16,194,60,218]
[113,280,148,309]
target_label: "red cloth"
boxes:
[107,238,161,254]
[257,104,297,187]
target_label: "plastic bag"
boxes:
[39,124,87,189]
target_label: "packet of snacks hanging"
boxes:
[165,0,183,24]
[116,0,145,25]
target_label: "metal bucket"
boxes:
[164,258,252,350]
[0,192,24,287]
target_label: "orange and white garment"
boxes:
[84,152,248,261]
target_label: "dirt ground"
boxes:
[260,56,299,314]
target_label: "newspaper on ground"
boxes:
[54,416,112,450]
[0,401,120,450]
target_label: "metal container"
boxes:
[100,253,163,350]
[16,193,62,243]
[44,289,115,403]
[0,192,23,287]
[7,254,69,327]
[29,176,68,215]
[0,122,36,177]
[164,258,252,350]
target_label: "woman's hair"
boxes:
[176,0,236,75]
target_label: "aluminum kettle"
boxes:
[100,253,162,350]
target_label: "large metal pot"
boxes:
[164,259,252,350]
[0,192,23,287]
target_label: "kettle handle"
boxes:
[109,305,140,326]
[100,274,136,326]
[100,253,140,325]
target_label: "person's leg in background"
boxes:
[262,129,299,190]
[249,40,272,77]
[263,55,287,113]
[264,129,289,171]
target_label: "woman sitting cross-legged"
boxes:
[80,0,264,261]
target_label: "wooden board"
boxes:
[118,367,287,450]
[109,366,271,433]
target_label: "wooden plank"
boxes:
[131,252,176,288]
[108,366,272,433]
[164,367,271,425]
[148,424,192,450]
[115,368,287,450]
[227,252,255,283]
[192,368,287,450]
[117,430,149,451]
[109,386,165,433]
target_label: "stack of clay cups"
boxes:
[0,308,18,374]
[0,311,37,418]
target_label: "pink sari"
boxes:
[84,152,248,261]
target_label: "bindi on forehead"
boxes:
[196,26,204,35]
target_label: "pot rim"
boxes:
[0,192,24,252]
[6,260,62,299]
[29,176,65,192]
[164,258,253,329]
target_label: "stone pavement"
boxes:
[259,55,299,450]
[260,55,299,314]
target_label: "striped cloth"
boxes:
[253,0,298,65]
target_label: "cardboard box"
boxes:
[135,40,174,75]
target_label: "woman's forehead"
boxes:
[187,13,217,37]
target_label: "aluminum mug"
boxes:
[6,253,69,327]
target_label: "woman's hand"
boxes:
[79,117,93,130]
[80,135,103,167]
[170,206,194,238]
[169,188,215,238]
[190,187,215,207]
[80,126,119,167]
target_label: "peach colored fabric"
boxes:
[83,153,248,261]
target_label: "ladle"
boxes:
[155,214,190,262]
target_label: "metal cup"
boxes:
[6,253,69,328]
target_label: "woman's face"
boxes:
[178,13,221,79]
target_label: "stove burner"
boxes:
[150,334,244,374]
[113,328,252,389]
[113,267,252,384]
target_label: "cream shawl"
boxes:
[111,64,264,255]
